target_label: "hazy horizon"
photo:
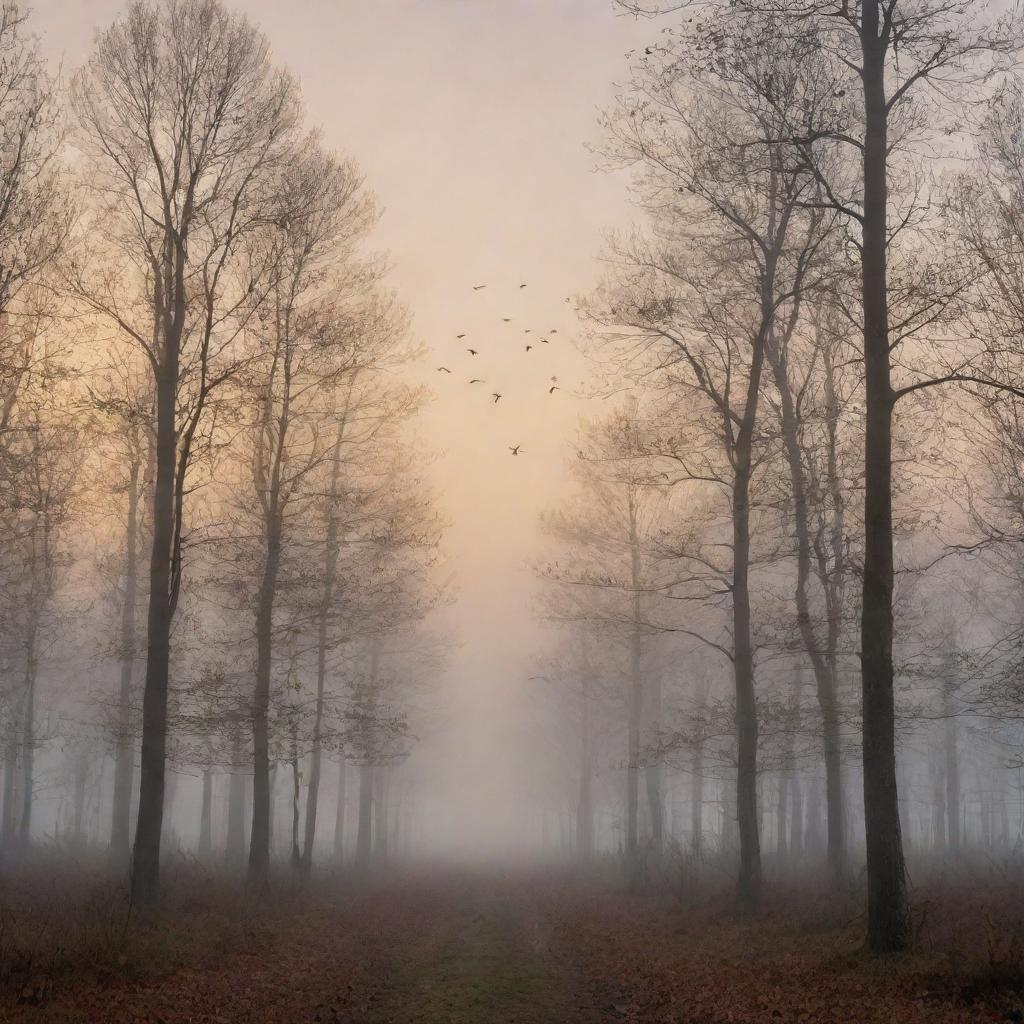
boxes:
[34,0,651,856]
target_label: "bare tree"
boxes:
[239,146,378,891]
[86,359,153,861]
[586,23,830,903]
[0,352,80,847]
[539,407,680,874]
[71,0,306,904]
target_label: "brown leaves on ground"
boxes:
[543,869,1024,1024]
[1,860,1024,1023]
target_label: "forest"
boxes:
[4,0,1024,1021]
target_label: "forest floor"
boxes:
[2,859,1024,1023]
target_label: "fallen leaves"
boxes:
[3,866,1024,1023]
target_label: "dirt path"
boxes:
[5,868,1020,1024]
[5,872,611,1024]
[361,876,607,1024]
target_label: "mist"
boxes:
[4,0,1024,1021]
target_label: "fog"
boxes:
[7,0,1024,1019]
[26,0,652,862]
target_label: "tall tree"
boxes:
[72,0,305,904]
[241,147,377,891]
[617,0,1016,949]
[589,24,830,902]
[539,409,671,874]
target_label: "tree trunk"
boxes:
[930,753,946,851]
[733,449,761,906]
[776,772,789,863]
[944,686,960,854]
[111,455,141,860]
[730,205,774,905]
[302,730,322,875]
[17,618,38,847]
[373,765,389,864]
[306,408,347,873]
[858,0,909,954]
[248,516,282,892]
[2,731,17,848]
[644,673,664,849]
[821,339,849,886]
[193,767,210,858]
[161,768,178,854]
[789,771,803,860]
[626,645,641,870]
[302,484,340,874]
[131,362,177,906]
[268,762,278,858]
[576,668,594,862]
[290,726,301,872]
[333,758,346,862]
[804,772,823,853]
[226,730,246,867]
[766,328,847,886]
[626,490,643,875]
[721,768,737,854]
[72,749,88,846]
[691,741,704,857]
[355,762,373,870]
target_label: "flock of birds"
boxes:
[436,282,563,456]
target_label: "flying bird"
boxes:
[540,338,549,344]
[503,318,512,323]
[519,284,527,289]
[457,334,466,339]
[524,329,531,334]
[510,445,523,455]
[469,379,485,384]
[468,348,478,355]
[549,386,560,394]
[492,393,502,404]
[473,284,487,290]
[437,367,452,373]
[525,345,533,352]
[550,329,558,334]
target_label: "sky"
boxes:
[34,0,652,855]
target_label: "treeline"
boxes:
[536,0,1024,952]
[0,0,444,904]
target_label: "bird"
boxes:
[437,367,452,373]
[510,445,523,455]
[540,338,549,344]
[469,379,485,384]
[457,334,466,339]
[503,318,512,323]
[549,385,560,394]
[525,345,533,352]
[473,284,487,290]
[550,329,558,334]
[492,393,502,403]
[519,284,527,289]
[468,348,478,355]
